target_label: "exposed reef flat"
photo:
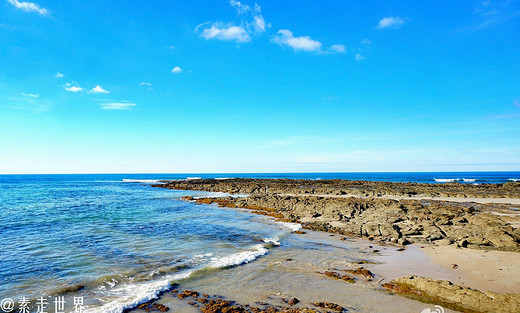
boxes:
[154,179,520,252]
[156,178,520,201]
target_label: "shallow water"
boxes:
[140,229,458,313]
[0,174,484,312]
[0,176,298,312]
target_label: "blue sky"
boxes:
[1,0,519,174]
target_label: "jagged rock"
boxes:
[313,302,344,312]
[155,179,520,252]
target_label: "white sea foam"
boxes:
[277,221,302,232]
[122,179,162,184]
[186,177,202,180]
[215,177,233,180]
[509,178,520,182]
[84,271,193,313]
[263,237,281,246]
[462,178,476,182]
[209,244,268,268]
[434,178,460,183]
[193,252,214,259]
[85,245,270,313]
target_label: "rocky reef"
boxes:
[155,178,520,199]
[149,178,520,312]
[180,193,520,252]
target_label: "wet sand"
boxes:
[131,227,461,313]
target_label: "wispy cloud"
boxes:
[140,82,152,86]
[55,72,64,78]
[171,66,182,74]
[88,85,109,94]
[329,44,346,54]
[361,39,372,44]
[5,93,49,112]
[196,2,268,43]
[64,83,82,92]
[229,0,250,14]
[7,0,48,15]
[376,16,405,29]
[21,92,39,98]
[99,101,136,110]
[355,53,366,61]
[252,15,266,32]
[471,0,520,30]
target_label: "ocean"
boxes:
[0,172,518,312]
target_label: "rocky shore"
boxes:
[156,178,520,200]
[151,178,520,312]
[154,179,520,252]
[130,288,347,313]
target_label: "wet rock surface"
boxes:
[180,193,520,252]
[382,275,520,313]
[135,302,170,312]
[145,289,344,313]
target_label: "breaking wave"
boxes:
[434,178,460,183]
[122,179,163,184]
[208,244,269,269]
[277,221,302,232]
[84,244,270,313]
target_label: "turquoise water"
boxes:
[0,173,518,312]
[0,175,300,312]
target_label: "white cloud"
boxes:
[229,0,250,14]
[196,2,268,43]
[21,92,39,98]
[171,66,182,74]
[100,102,136,110]
[376,16,405,29]
[355,53,366,61]
[7,0,48,15]
[329,44,346,53]
[55,72,64,78]
[253,15,266,32]
[64,84,82,92]
[89,85,109,94]
[140,82,152,86]
[361,39,372,44]
[272,29,322,52]
[201,23,251,42]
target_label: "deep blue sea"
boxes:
[0,172,518,312]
